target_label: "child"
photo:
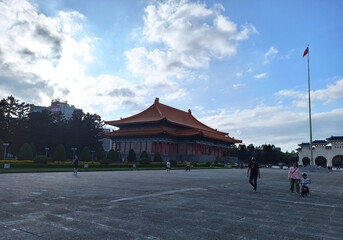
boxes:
[300,173,311,197]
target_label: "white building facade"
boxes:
[298,136,343,167]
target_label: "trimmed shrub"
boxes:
[97,146,106,161]
[34,155,48,164]
[53,144,66,161]
[107,149,118,162]
[139,151,150,164]
[140,151,149,160]
[80,146,92,162]
[153,152,163,162]
[18,143,34,160]
[127,149,136,162]
[139,158,150,164]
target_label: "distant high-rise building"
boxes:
[29,99,79,120]
[50,99,78,120]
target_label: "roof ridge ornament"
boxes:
[154,97,163,117]
[188,109,192,114]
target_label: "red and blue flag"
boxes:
[303,47,309,57]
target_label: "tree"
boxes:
[127,149,136,162]
[26,110,55,155]
[0,139,4,160]
[0,96,30,154]
[18,143,34,160]
[67,110,104,156]
[53,144,67,161]
[80,146,92,162]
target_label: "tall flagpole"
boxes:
[307,44,314,166]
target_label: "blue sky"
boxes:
[1,0,342,152]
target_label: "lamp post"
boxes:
[91,150,95,162]
[3,143,9,160]
[45,147,50,158]
[71,148,77,161]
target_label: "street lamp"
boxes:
[91,150,95,162]
[71,148,77,161]
[45,147,50,157]
[3,143,9,160]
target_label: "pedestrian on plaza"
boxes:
[186,160,191,172]
[288,162,301,193]
[73,155,79,176]
[247,157,261,192]
[166,160,171,172]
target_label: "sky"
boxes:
[1,0,342,152]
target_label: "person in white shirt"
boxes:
[166,161,171,172]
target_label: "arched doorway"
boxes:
[302,157,310,166]
[315,156,327,167]
[332,155,343,167]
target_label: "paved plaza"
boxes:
[0,168,342,240]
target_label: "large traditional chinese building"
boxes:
[104,98,241,162]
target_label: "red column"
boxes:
[119,143,121,151]
[151,142,154,153]
[124,142,127,153]
[186,144,188,155]
[145,142,148,151]
[164,142,167,154]
[195,143,198,155]
[140,142,142,153]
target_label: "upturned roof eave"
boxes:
[104,127,240,144]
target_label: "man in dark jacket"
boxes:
[247,157,261,192]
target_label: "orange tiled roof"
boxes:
[105,98,242,144]
[106,98,226,135]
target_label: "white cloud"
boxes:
[233,83,246,88]
[142,0,257,69]
[275,79,343,106]
[264,46,278,64]
[199,104,343,152]
[0,0,95,105]
[124,0,257,91]
[264,46,278,57]
[0,0,152,119]
[253,73,267,79]
[235,72,243,77]
[164,88,188,102]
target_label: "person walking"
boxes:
[73,155,79,176]
[288,162,301,193]
[166,160,171,172]
[247,157,261,192]
[186,160,191,172]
